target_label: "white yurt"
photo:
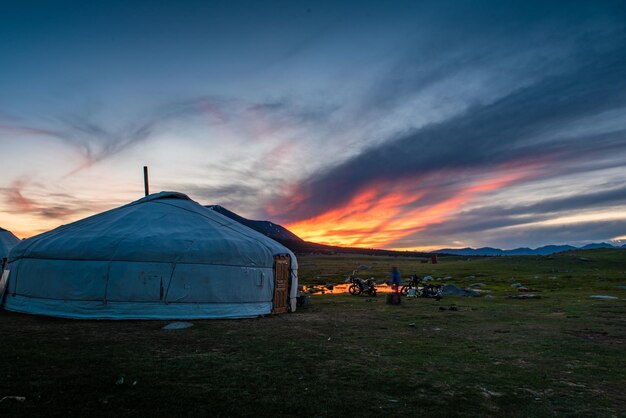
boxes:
[1,192,298,319]
[1,227,20,266]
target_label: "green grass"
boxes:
[1,249,625,417]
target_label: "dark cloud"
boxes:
[270,37,626,223]
[3,0,626,248]
[391,185,626,242]
[245,101,337,128]
[480,219,626,249]
[393,217,626,250]
[38,206,82,219]
[502,185,626,217]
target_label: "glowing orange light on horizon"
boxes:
[302,283,398,294]
[285,165,538,249]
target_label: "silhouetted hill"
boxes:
[205,205,431,257]
[533,245,577,255]
[435,247,504,256]
[580,242,614,250]
[206,205,303,242]
[274,239,432,257]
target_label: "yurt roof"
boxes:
[9,191,296,269]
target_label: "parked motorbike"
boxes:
[401,274,421,296]
[348,274,377,297]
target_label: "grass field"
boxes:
[1,249,625,417]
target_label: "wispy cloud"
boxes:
[0,95,337,178]
[265,37,626,247]
[281,160,543,247]
[1,179,108,222]
[387,181,626,247]
[2,0,625,248]
[167,136,301,215]
[4,179,35,211]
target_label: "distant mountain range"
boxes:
[205,205,625,257]
[433,242,626,256]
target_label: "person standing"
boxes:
[391,266,401,294]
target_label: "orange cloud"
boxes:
[284,163,539,249]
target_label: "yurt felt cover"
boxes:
[2,192,298,319]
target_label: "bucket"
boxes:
[386,293,401,305]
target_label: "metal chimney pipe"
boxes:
[143,166,149,196]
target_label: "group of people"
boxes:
[389,267,443,300]
[418,284,443,300]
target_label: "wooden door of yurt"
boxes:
[272,255,291,314]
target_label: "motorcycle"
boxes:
[401,274,421,296]
[348,273,377,297]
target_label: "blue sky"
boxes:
[1,0,626,250]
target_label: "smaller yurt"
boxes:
[2,192,298,319]
[1,227,20,267]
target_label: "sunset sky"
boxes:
[1,1,626,250]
